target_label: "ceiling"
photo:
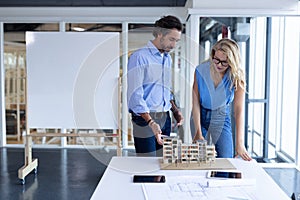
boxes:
[0,0,187,36]
[1,1,251,46]
[0,0,187,7]
[1,0,188,33]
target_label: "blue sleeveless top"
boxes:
[195,61,234,111]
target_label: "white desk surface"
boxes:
[90,156,290,200]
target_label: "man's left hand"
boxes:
[173,110,184,126]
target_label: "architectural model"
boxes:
[162,136,216,165]
[160,136,236,170]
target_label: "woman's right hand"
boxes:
[193,132,205,143]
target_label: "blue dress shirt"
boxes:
[127,41,173,115]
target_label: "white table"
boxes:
[90,157,290,200]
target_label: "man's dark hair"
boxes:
[153,15,183,37]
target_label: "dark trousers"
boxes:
[131,111,171,157]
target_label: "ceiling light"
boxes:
[72,27,85,32]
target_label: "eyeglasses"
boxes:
[212,57,229,67]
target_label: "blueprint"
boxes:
[143,176,257,200]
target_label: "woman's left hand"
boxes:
[235,145,252,161]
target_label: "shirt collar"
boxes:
[147,41,167,57]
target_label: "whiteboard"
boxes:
[26,32,120,129]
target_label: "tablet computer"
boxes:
[207,170,242,179]
[133,175,166,183]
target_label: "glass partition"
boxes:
[2,16,300,165]
[198,16,300,164]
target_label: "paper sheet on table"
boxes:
[143,176,257,200]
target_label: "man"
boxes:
[127,15,184,157]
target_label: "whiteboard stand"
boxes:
[18,72,38,185]
[18,131,122,184]
[18,32,122,184]
[18,78,123,185]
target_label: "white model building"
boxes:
[162,136,216,164]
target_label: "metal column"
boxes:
[0,22,6,147]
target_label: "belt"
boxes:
[150,111,169,119]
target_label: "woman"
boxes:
[192,38,251,161]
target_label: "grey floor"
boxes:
[0,147,118,200]
[1,147,299,200]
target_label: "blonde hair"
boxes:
[210,38,246,91]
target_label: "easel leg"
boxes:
[18,136,38,184]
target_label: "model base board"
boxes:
[160,158,236,170]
